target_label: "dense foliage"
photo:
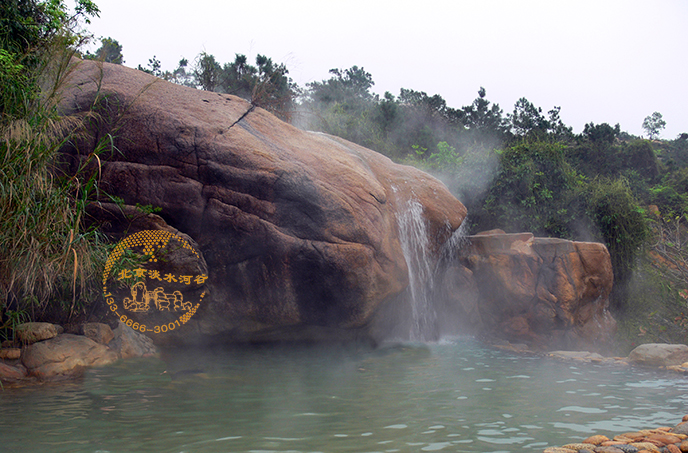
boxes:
[0,0,106,334]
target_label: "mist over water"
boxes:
[2,339,686,453]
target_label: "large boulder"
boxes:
[441,232,616,351]
[59,60,466,342]
[21,334,119,379]
[629,343,688,367]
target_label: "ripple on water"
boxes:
[2,338,688,453]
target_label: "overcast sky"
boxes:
[85,0,687,138]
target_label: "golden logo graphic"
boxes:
[102,230,207,334]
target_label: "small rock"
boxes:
[596,447,624,453]
[630,442,660,452]
[543,448,577,453]
[21,334,118,379]
[666,444,682,453]
[108,322,157,359]
[683,415,688,422]
[679,440,688,452]
[583,434,610,445]
[674,423,688,436]
[613,445,639,453]
[15,322,62,344]
[0,361,27,380]
[647,433,681,445]
[562,443,592,451]
[0,348,21,360]
[82,322,114,345]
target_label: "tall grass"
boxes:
[0,36,110,323]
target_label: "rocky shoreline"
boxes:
[544,415,688,453]
[0,321,157,386]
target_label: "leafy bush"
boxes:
[585,177,649,311]
[478,140,584,237]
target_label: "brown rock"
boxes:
[108,322,157,359]
[583,435,610,445]
[647,433,681,445]
[82,323,115,345]
[630,443,660,452]
[602,441,628,446]
[543,448,577,453]
[15,322,61,344]
[618,432,646,441]
[666,444,682,453]
[683,415,688,422]
[679,440,688,452]
[0,348,21,360]
[60,59,466,342]
[457,233,615,351]
[674,422,688,436]
[629,344,688,367]
[0,361,27,381]
[21,334,118,379]
[562,443,594,451]
[595,447,624,453]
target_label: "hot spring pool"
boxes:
[1,338,686,452]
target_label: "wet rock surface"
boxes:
[545,416,688,452]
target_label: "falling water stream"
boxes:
[396,198,437,341]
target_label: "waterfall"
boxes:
[396,198,437,341]
[393,193,471,342]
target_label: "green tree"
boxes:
[1,0,99,120]
[136,55,161,76]
[509,97,549,138]
[460,87,509,146]
[251,54,298,120]
[642,111,666,139]
[585,178,649,312]
[84,36,123,63]
[478,140,582,237]
[220,53,257,99]
[193,51,221,91]
[163,58,194,87]
[306,65,376,106]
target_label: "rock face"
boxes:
[108,322,158,359]
[438,232,617,351]
[82,322,115,345]
[59,60,466,342]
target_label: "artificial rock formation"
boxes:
[59,60,466,342]
[440,232,617,351]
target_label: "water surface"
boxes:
[2,338,686,452]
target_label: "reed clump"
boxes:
[1,0,106,335]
